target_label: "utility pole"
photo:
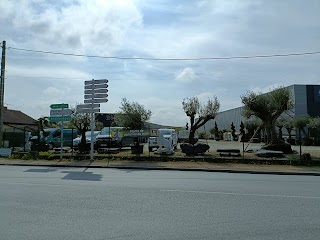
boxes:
[0,41,6,147]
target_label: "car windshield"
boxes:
[161,130,172,135]
[85,131,100,138]
[100,128,110,135]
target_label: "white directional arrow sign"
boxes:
[84,93,108,99]
[77,108,101,114]
[84,89,108,94]
[76,103,100,109]
[84,99,108,104]
[50,108,73,117]
[84,83,108,90]
[85,79,108,85]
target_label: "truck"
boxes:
[148,129,178,153]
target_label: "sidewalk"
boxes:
[1,158,320,176]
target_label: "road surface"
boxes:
[1,166,319,240]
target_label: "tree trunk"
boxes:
[189,128,196,146]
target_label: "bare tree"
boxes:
[182,96,220,145]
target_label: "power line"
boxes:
[8,46,320,61]
[7,75,88,80]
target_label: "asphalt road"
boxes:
[1,166,320,240]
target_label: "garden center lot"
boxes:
[45,139,320,161]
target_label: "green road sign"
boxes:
[48,116,71,122]
[50,103,69,109]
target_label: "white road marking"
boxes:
[161,189,320,199]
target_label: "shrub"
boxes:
[38,151,56,160]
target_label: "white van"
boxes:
[148,129,178,153]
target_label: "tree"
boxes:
[231,122,236,140]
[244,118,261,139]
[182,96,220,145]
[309,117,320,128]
[275,117,287,140]
[36,117,57,151]
[70,112,91,151]
[292,115,310,139]
[115,98,152,130]
[308,117,320,145]
[241,86,293,145]
[240,121,245,136]
[283,118,294,140]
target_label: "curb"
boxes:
[1,162,320,176]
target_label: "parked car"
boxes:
[96,127,124,152]
[73,131,100,150]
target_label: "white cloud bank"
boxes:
[0,0,319,126]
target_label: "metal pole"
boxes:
[60,121,64,160]
[299,127,302,162]
[90,112,94,161]
[0,41,6,147]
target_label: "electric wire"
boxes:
[7,46,320,61]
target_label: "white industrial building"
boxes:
[199,84,320,135]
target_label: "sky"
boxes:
[1,0,319,126]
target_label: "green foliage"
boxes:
[115,98,152,130]
[244,118,261,131]
[292,115,310,129]
[198,132,210,139]
[182,96,220,143]
[241,86,293,144]
[308,117,320,129]
[21,153,34,160]
[210,121,219,136]
[282,118,294,139]
[38,151,56,160]
[292,115,310,140]
[240,121,245,135]
[241,86,293,121]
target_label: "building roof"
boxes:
[3,107,38,126]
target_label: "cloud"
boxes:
[1,0,320,127]
[175,68,197,83]
[2,0,143,54]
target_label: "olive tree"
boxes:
[308,117,320,145]
[283,118,294,140]
[115,98,152,130]
[292,115,310,138]
[308,117,320,129]
[182,96,220,145]
[70,112,91,150]
[241,86,293,145]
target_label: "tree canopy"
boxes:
[182,96,220,144]
[241,86,293,144]
[115,98,152,130]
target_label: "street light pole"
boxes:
[0,41,6,147]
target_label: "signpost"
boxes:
[50,109,73,117]
[50,103,69,109]
[49,103,72,160]
[48,116,72,122]
[76,108,100,114]
[81,79,108,161]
